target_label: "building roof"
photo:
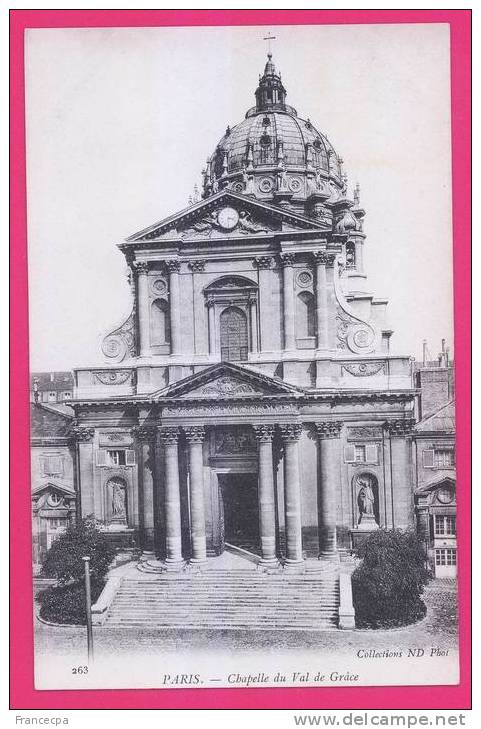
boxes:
[30,402,73,440]
[414,400,455,434]
[31,371,74,393]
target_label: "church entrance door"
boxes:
[218,473,260,555]
[220,306,248,361]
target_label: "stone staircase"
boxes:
[105,566,340,630]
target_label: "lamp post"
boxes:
[82,556,94,663]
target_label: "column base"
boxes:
[283,559,306,573]
[318,551,340,563]
[139,550,156,561]
[164,558,186,572]
[257,558,282,573]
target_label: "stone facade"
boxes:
[413,354,456,577]
[30,403,76,572]
[69,53,417,568]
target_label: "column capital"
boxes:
[385,418,415,436]
[132,425,157,443]
[134,260,149,275]
[313,251,336,266]
[188,259,206,273]
[279,423,302,442]
[315,421,343,439]
[72,426,95,443]
[164,259,181,273]
[279,252,296,267]
[253,424,275,442]
[253,256,273,270]
[183,425,205,444]
[71,426,94,442]
[159,426,180,444]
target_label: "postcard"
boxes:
[11,10,471,710]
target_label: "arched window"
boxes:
[296,291,316,338]
[346,242,356,269]
[220,307,248,361]
[150,298,170,346]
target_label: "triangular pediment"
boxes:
[32,481,76,497]
[414,400,455,433]
[125,190,325,243]
[152,362,304,400]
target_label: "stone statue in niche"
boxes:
[356,474,378,529]
[108,478,127,524]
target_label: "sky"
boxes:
[25,23,453,371]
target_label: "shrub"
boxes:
[41,516,116,584]
[38,579,105,625]
[352,529,430,629]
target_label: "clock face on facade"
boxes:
[217,206,239,230]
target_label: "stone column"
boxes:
[184,426,207,565]
[207,299,216,356]
[313,251,335,351]
[72,427,95,518]
[254,425,278,567]
[280,253,296,351]
[387,419,415,530]
[248,297,259,354]
[133,426,157,556]
[136,261,150,357]
[159,426,184,569]
[279,423,304,567]
[316,421,343,560]
[188,260,206,354]
[166,260,181,355]
[253,256,273,352]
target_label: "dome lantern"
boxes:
[255,53,287,113]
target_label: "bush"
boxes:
[38,579,105,625]
[352,529,430,629]
[41,516,116,584]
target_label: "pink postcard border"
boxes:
[10,9,471,710]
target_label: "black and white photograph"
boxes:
[25,23,458,691]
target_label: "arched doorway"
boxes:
[220,306,248,361]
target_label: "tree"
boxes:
[41,516,116,585]
[351,529,430,629]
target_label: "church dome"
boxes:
[203,53,344,207]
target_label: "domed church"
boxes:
[71,53,416,573]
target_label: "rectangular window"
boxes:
[40,455,63,476]
[97,449,135,467]
[424,448,454,468]
[106,450,126,466]
[354,445,366,463]
[344,443,379,464]
[433,449,455,468]
[435,548,457,566]
[435,515,456,535]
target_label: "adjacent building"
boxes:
[30,402,77,573]
[413,343,456,577]
[30,371,74,405]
